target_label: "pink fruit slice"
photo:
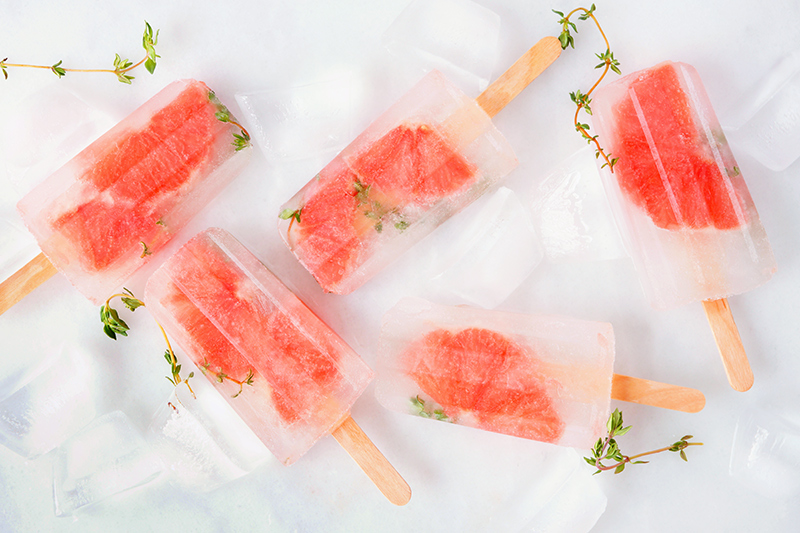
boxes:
[611,63,742,230]
[407,327,564,443]
[51,82,228,272]
[162,237,342,425]
[292,123,477,290]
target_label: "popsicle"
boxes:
[145,227,410,505]
[0,79,252,314]
[591,61,777,391]
[376,298,705,449]
[278,37,562,294]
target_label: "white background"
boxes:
[1,0,799,531]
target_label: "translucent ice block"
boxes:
[16,79,251,304]
[0,345,98,458]
[278,69,518,294]
[382,0,501,94]
[726,50,800,171]
[375,297,614,448]
[147,377,271,492]
[591,61,776,309]
[53,411,164,516]
[427,186,543,308]
[145,228,374,465]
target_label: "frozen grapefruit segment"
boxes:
[407,327,565,444]
[610,62,743,230]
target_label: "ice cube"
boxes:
[383,0,501,94]
[235,72,356,165]
[53,411,164,516]
[726,50,800,171]
[426,186,543,308]
[525,448,607,532]
[0,345,99,458]
[147,376,271,492]
[729,408,800,499]
[530,147,627,262]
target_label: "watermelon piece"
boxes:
[609,62,744,230]
[408,327,565,444]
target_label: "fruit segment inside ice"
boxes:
[278,70,518,294]
[17,79,251,304]
[592,61,776,309]
[375,298,614,448]
[145,228,373,465]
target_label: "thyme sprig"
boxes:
[553,5,620,170]
[200,360,256,398]
[354,179,408,233]
[208,91,252,151]
[101,288,194,396]
[1,21,159,83]
[411,395,452,422]
[585,409,703,474]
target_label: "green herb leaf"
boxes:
[51,60,66,78]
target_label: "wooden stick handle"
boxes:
[331,415,411,506]
[475,36,562,117]
[702,298,754,392]
[0,252,57,316]
[611,373,705,413]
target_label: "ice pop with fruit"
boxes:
[278,37,561,294]
[591,61,777,391]
[0,79,251,315]
[376,298,705,448]
[145,227,410,505]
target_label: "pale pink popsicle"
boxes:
[376,298,616,448]
[591,61,776,309]
[145,228,374,465]
[278,70,519,294]
[376,298,705,448]
[14,79,251,305]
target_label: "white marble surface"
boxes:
[1,0,799,531]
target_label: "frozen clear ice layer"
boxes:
[382,0,501,94]
[235,73,355,164]
[0,345,99,458]
[530,147,627,263]
[729,408,800,499]
[726,50,800,171]
[53,411,164,517]
[0,83,112,189]
[427,186,543,308]
[147,376,271,492]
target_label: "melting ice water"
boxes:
[53,411,164,517]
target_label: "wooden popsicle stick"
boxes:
[611,373,706,413]
[702,298,754,392]
[476,35,562,117]
[331,415,411,506]
[0,252,58,316]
